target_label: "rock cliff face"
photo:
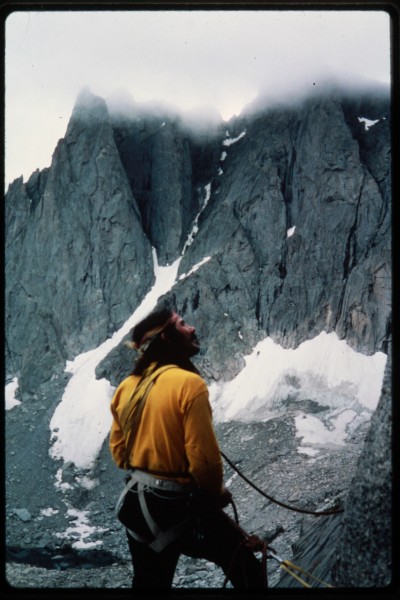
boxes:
[159,88,391,383]
[6,85,390,393]
[109,105,221,265]
[95,91,391,386]
[332,352,392,587]
[6,90,154,394]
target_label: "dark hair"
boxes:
[131,305,173,349]
[131,304,200,376]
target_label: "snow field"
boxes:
[208,332,386,453]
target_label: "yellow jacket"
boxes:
[109,364,223,497]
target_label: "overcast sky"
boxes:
[5,9,391,188]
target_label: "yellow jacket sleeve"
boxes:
[109,387,127,469]
[183,390,223,496]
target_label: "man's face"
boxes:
[170,312,200,356]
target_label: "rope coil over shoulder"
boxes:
[119,364,176,469]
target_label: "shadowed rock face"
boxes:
[111,116,196,265]
[331,352,392,587]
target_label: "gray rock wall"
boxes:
[167,92,391,382]
[111,115,193,265]
[110,107,223,265]
[331,352,392,587]
[6,90,154,394]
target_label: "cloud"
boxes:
[5,9,391,186]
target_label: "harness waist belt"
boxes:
[129,469,193,493]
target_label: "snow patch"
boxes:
[287,226,296,238]
[5,377,20,410]
[75,476,100,490]
[182,183,211,254]
[179,256,211,281]
[222,131,246,146]
[55,508,108,550]
[209,332,386,426]
[295,408,358,452]
[55,468,73,491]
[40,508,59,517]
[358,116,380,130]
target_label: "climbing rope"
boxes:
[268,550,334,588]
[223,499,334,589]
[223,500,269,588]
[219,446,342,588]
[223,537,269,589]
[221,450,344,516]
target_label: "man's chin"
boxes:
[190,342,201,356]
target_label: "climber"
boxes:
[109,304,264,588]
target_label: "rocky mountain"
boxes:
[5,81,392,591]
[6,83,391,393]
[5,90,155,394]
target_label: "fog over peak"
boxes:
[105,88,223,136]
[101,70,391,128]
[6,10,390,185]
[106,90,177,120]
[242,68,391,116]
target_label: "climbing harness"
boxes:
[116,468,194,553]
[221,450,344,516]
[116,364,198,553]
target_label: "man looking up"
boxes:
[109,304,264,588]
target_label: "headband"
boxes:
[127,312,179,353]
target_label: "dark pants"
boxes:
[125,499,265,589]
